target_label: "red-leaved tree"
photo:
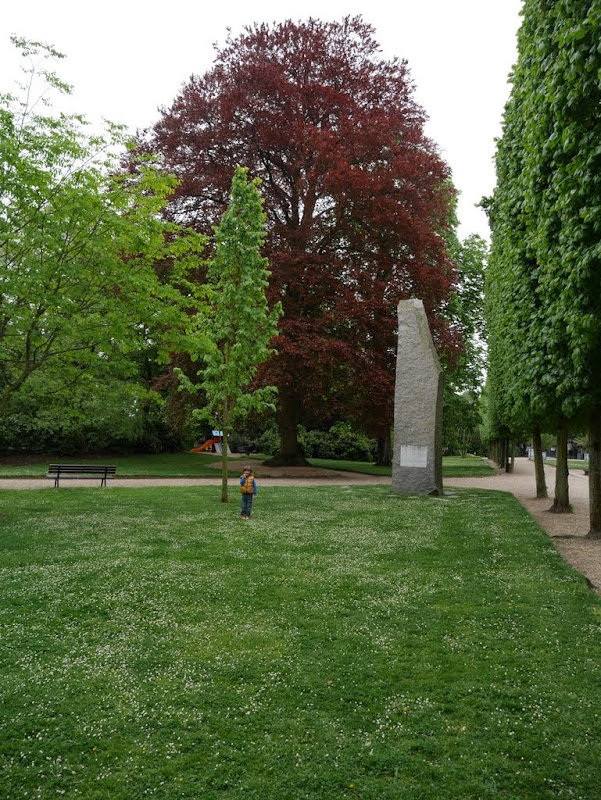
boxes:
[147,16,460,464]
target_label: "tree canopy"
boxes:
[0,38,205,424]
[179,167,282,501]
[146,16,461,463]
[486,1,601,531]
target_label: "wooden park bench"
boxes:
[47,464,117,488]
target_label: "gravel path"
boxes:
[0,472,388,490]
[1,457,599,593]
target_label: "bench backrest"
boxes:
[48,464,117,475]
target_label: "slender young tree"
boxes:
[180,167,282,502]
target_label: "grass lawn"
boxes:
[1,485,601,798]
[0,453,494,479]
[543,458,589,473]
[0,451,238,479]
[308,455,495,479]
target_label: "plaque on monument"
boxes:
[392,299,443,495]
[399,445,428,469]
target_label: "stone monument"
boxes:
[392,298,443,496]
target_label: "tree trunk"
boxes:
[220,404,231,503]
[495,437,510,471]
[265,387,309,466]
[532,427,548,499]
[550,417,571,513]
[506,439,514,473]
[586,405,601,539]
[375,429,392,467]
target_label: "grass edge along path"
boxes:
[1,485,600,799]
[308,455,494,478]
[0,453,494,479]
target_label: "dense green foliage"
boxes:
[443,232,487,394]
[1,486,600,798]
[487,1,601,420]
[485,1,601,528]
[0,369,186,455]
[258,422,377,463]
[0,38,206,453]
[437,224,486,459]
[442,391,483,456]
[300,422,377,462]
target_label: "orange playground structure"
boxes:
[190,431,232,455]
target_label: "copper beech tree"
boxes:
[147,16,460,464]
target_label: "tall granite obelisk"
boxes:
[392,299,443,496]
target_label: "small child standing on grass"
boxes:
[239,465,257,519]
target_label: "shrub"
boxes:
[300,422,376,462]
[255,422,376,461]
[256,426,280,456]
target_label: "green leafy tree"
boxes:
[0,347,189,456]
[486,1,601,528]
[444,233,487,393]
[527,0,601,530]
[180,167,282,502]
[438,231,487,461]
[0,37,205,420]
[443,391,482,456]
[482,4,560,486]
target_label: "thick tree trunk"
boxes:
[550,417,571,513]
[586,405,601,539]
[375,429,392,467]
[489,438,507,469]
[532,427,548,499]
[265,387,309,466]
[506,439,515,473]
[497,439,503,468]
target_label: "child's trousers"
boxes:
[241,494,253,517]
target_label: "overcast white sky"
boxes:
[1,0,523,240]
